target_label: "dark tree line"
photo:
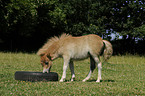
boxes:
[0,0,145,54]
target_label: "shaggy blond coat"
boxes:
[37,34,113,82]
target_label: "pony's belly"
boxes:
[71,52,89,60]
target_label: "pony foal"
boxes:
[37,34,113,82]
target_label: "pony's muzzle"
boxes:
[43,68,49,73]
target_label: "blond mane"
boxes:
[37,33,72,56]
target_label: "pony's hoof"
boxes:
[71,79,74,82]
[70,77,75,82]
[96,80,100,82]
[59,80,64,82]
[59,78,65,82]
[82,79,86,82]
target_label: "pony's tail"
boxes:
[102,40,113,62]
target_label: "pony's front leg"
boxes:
[69,61,75,81]
[82,70,92,82]
[60,57,70,82]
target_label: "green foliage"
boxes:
[0,0,144,53]
[1,0,144,35]
[133,25,145,39]
[0,0,37,38]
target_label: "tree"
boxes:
[0,0,144,54]
[55,0,145,37]
[0,0,37,51]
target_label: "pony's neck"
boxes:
[46,42,60,59]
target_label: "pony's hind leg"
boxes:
[96,62,102,82]
[94,57,102,82]
[69,61,75,81]
[83,56,96,82]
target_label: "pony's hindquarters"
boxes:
[102,40,113,61]
[87,35,104,57]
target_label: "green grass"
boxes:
[0,52,145,96]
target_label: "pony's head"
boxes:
[40,54,52,73]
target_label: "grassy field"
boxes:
[0,52,145,96]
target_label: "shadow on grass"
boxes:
[87,79,115,82]
[63,79,115,83]
[101,79,115,82]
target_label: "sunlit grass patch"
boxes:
[0,52,145,95]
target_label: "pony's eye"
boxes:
[45,62,48,65]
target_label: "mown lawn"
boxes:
[0,52,145,96]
